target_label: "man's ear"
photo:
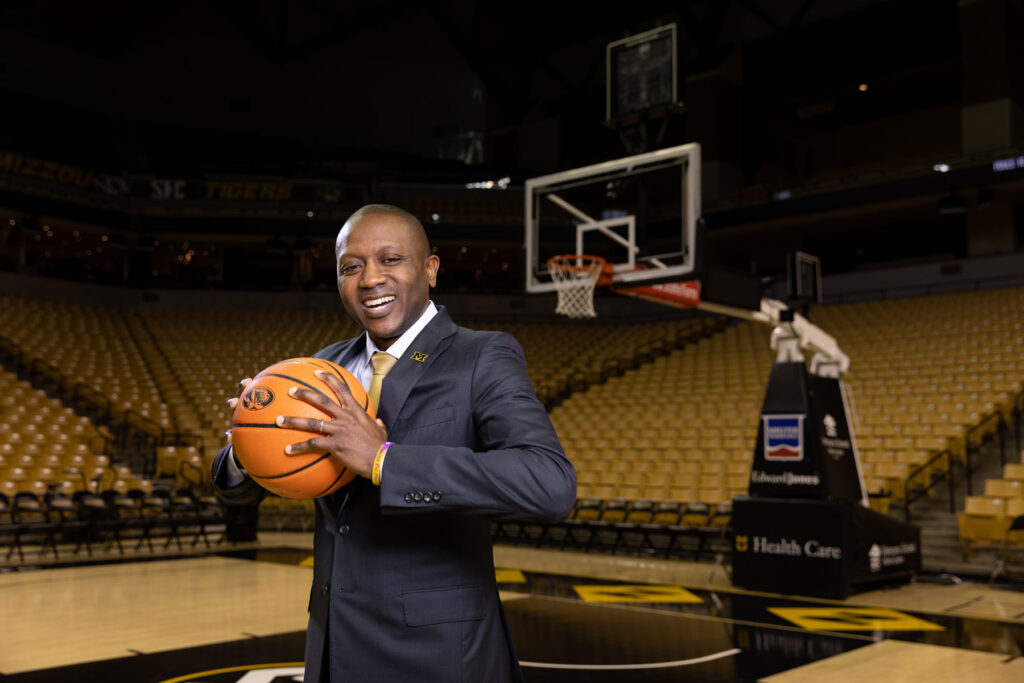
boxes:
[426,254,440,287]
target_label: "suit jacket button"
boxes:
[413,491,423,503]
[404,493,413,503]
[338,524,350,535]
[422,492,433,503]
[321,584,329,597]
[433,491,442,502]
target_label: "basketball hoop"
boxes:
[547,254,607,319]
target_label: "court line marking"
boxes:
[513,593,879,642]
[944,596,984,612]
[157,662,303,683]
[520,647,741,670]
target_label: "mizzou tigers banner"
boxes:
[0,148,366,209]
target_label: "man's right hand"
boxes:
[224,377,251,444]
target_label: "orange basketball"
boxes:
[230,357,374,499]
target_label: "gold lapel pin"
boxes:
[410,351,429,362]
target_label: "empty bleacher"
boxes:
[2,284,1023,569]
[552,320,772,506]
[814,287,1024,517]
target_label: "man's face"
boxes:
[335,213,439,350]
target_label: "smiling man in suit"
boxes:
[212,203,577,683]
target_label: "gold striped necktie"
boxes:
[368,352,398,410]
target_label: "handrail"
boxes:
[1013,387,1024,455]
[28,357,65,394]
[122,409,165,438]
[903,448,955,523]
[963,409,1006,495]
[70,381,112,419]
[0,334,23,370]
[178,458,206,491]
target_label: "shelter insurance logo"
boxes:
[763,415,804,461]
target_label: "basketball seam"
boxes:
[312,466,349,498]
[248,451,334,479]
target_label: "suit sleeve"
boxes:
[211,444,269,506]
[378,333,576,520]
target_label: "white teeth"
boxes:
[365,295,395,308]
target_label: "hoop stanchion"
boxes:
[547,254,606,319]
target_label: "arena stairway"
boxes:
[913,435,1012,580]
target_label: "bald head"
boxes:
[336,204,431,259]
[333,204,440,349]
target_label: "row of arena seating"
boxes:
[493,496,734,559]
[0,481,227,563]
[1,286,1023,564]
[551,320,770,506]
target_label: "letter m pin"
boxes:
[410,351,429,362]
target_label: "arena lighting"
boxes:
[773,189,792,201]
[933,163,950,173]
[464,176,510,189]
[431,213,440,223]
[858,83,868,92]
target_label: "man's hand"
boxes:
[224,377,252,444]
[275,369,388,478]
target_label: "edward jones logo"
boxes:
[764,415,804,461]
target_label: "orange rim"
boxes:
[547,254,607,273]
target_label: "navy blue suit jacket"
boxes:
[213,307,576,682]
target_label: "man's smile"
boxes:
[362,294,396,315]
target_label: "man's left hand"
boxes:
[275,369,388,478]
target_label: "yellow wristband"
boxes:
[371,441,392,486]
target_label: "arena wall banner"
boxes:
[0,148,367,211]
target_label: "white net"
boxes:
[547,255,605,319]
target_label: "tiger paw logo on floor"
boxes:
[160,663,303,683]
[242,387,275,410]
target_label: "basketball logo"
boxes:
[241,386,275,411]
[735,535,749,552]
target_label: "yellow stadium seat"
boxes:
[984,479,1024,499]
[959,496,1007,554]
[1004,463,1024,481]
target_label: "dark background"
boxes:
[0,0,1022,297]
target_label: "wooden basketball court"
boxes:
[2,535,1023,682]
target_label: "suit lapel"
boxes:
[319,334,366,368]
[376,307,457,429]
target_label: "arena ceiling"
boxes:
[0,0,938,170]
